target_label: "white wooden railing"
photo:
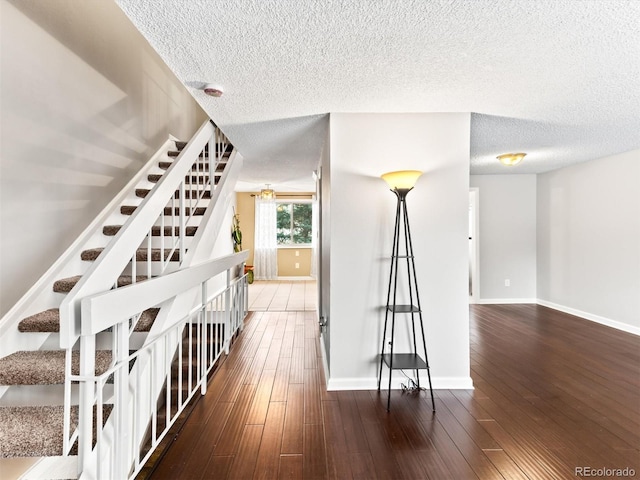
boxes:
[59,120,231,349]
[56,119,243,477]
[76,252,249,479]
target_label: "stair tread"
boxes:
[0,405,78,457]
[18,308,60,333]
[103,225,198,236]
[136,189,213,199]
[147,173,221,183]
[121,206,207,216]
[135,308,160,332]
[53,275,149,293]
[18,308,159,333]
[82,248,181,262]
[158,161,226,172]
[0,350,112,385]
[167,149,231,158]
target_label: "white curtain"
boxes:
[310,195,318,278]
[254,196,278,280]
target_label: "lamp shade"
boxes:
[380,170,423,190]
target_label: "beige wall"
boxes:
[235,192,313,277]
[0,0,207,315]
[278,248,312,276]
[235,192,256,264]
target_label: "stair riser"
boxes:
[148,174,221,184]
[121,206,207,216]
[159,161,226,172]
[136,189,215,199]
[103,226,198,237]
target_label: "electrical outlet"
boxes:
[295,250,300,256]
[505,279,511,287]
[295,262,300,269]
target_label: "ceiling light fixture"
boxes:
[497,153,526,166]
[203,84,223,97]
[260,184,275,200]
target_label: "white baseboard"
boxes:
[276,276,314,281]
[477,298,537,304]
[536,299,640,336]
[326,375,474,391]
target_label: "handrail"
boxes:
[59,120,225,348]
[76,251,249,479]
[81,251,249,335]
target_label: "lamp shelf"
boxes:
[377,170,435,412]
[382,353,428,370]
[386,304,420,313]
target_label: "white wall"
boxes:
[327,113,472,390]
[537,149,640,331]
[319,124,331,370]
[470,175,537,302]
[0,0,207,316]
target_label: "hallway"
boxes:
[247,280,317,312]
[145,283,640,479]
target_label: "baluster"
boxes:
[78,335,96,476]
[179,182,186,262]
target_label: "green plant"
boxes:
[232,209,242,253]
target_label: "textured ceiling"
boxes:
[117,0,640,190]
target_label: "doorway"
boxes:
[469,189,480,304]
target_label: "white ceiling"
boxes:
[117,0,640,191]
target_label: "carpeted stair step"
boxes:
[167,142,233,157]
[103,225,198,236]
[174,140,232,152]
[18,308,159,333]
[120,205,207,216]
[18,308,60,333]
[167,151,230,159]
[147,173,221,184]
[81,248,181,262]
[0,350,112,385]
[0,404,112,458]
[136,188,213,199]
[134,308,160,332]
[53,275,149,293]
[158,160,227,172]
[0,405,78,457]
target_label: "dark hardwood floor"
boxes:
[144,303,640,479]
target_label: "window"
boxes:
[276,202,313,245]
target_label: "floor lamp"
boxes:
[377,170,435,412]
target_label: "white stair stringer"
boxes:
[0,137,178,358]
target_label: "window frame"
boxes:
[275,199,313,247]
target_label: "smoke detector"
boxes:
[203,84,223,97]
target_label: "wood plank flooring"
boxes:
[144,296,640,479]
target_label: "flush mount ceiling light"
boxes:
[203,83,223,97]
[497,153,526,166]
[260,184,275,200]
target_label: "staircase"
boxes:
[0,123,238,477]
